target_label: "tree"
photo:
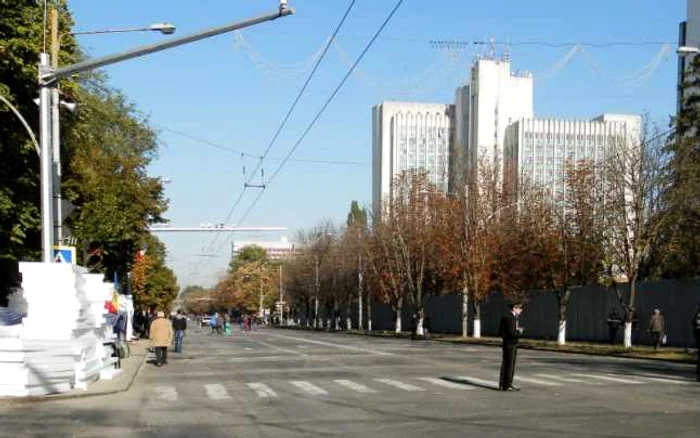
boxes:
[600,120,665,348]
[129,234,178,312]
[650,56,700,278]
[228,245,267,272]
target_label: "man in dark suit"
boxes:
[499,302,524,391]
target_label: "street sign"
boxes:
[53,245,76,264]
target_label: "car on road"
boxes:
[201,315,211,327]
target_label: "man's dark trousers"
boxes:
[155,346,168,366]
[500,341,517,390]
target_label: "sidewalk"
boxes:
[1,339,149,407]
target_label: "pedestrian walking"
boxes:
[149,311,173,367]
[499,302,524,392]
[209,312,218,334]
[692,306,700,382]
[606,309,623,344]
[647,309,666,350]
[172,310,187,353]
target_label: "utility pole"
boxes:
[50,7,62,245]
[278,263,283,324]
[314,256,319,329]
[358,252,363,331]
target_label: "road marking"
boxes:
[374,378,425,391]
[637,376,693,385]
[291,381,328,395]
[454,376,500,389]
[154,386,178,401]
[418,377,474,390]
[571,373,643,384]
[263,333,393,356]
[204,384,231,400]
[244,347,253,351]
[333,379,377,393]
[534,374,596,384]
[252,339,306,356]
[515,376,562,386]
[247,382,278,398]
[635,373,693,382]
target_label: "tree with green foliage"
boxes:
[129,234,178,312]
[650,56,700,278]
[228,244,268,272]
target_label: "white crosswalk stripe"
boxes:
[534,374,600,384]
[247,382,278,398]
[154,386,178,401]
[374,378,425,392]
[515,376,562,387]
[204,384,231,400]
[291,380,328,395]
[418,377,474,390]
[333,379,377,393]
[571,373,643,384]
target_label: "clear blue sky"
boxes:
[67,0,685,288]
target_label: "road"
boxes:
[1,326,698,437]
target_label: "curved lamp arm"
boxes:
[0,94,41,157]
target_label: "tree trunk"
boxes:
[623,321,632,348]
[557,287,571,346]
[472,300,481,338]
[333,297,339,330]
[367,296,372,331]
[416,307,425,336]
[346,298,352,331]
[394,297,403,334]
[461,284,469,338]
[314,297,319,329]
[358,290,363,331]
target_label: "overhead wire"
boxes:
[184,0,359,285]
[194,0,406,281]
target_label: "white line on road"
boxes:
[333,379,377,393]
[204,384,231,400]
[374,378,425,391]
[571,373,643,384]
[247,382,278,398]
[515,376,562,387]
[252,339,307,356]
[418,377,474,390]
[534,374,597,384]
[262,333,394,356]
[291,381,329,395]
[244,347,253,351]
[154,386,178,401]
[637,376,693,385]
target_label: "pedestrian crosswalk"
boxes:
[150,372,692,402]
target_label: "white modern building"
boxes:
[454,55,533,184]
[372,101,453,213]
[504,114,642,201]
[232,237,295,260]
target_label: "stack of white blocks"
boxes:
[0,263,119,397]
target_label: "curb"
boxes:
[0,346,148,407]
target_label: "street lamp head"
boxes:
[676,46,700,57]
[150,22,176,35]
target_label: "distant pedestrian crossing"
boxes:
[149,371,692,402]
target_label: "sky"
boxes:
[66,0,686,288]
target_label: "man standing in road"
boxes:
[149,311,173,367]
[499,302,524,392]
[172,310,187,353]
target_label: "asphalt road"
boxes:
[1,326,698,437]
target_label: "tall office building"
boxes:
[504,114,641,202]
[454,56,533,187]
[678,0,699,113]
[372,101,454,213]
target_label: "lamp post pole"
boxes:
[37,3,294,262]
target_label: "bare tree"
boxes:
[600,120,665,347]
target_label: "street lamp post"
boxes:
[38,3,294,262]
[49,7,177,246]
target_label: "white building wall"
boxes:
[465,58,533,177]
[371,101,453,213]
[504,114,641,205]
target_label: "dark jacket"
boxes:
[172,315,187,331]
[499,312,520,344]
[692,311,700,333]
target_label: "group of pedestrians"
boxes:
[140,309,189,368]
